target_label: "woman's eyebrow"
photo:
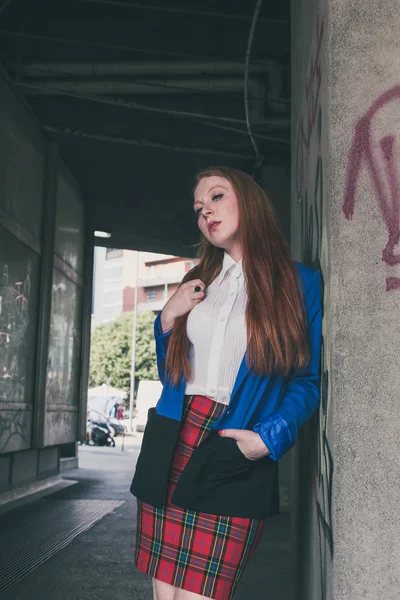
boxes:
[207,184,227,194]
[194,184,227,206]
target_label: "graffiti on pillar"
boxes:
[343,86,400,291]
[296,14,324,271]
[0,263,31,402]
[0,230,40,452]
[46,269,82,406]
[0,410,26,452]
[295,11,333,600]
[314,340,333,600]
[301,107,324,271]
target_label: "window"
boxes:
[147,289,157,301]
[106,248,123,259]
[103,289,123,305]
[104,265,123,281]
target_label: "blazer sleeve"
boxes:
[253,270,323,461]
[154,312,173,384]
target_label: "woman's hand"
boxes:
[160,279,205,332]
[219,429,271,461]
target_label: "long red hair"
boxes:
[165,166,309,386]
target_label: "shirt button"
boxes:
[220,317,225,322]
[209,388,216,394]
[230,292,235,297]
[225,409,231,415]
[213,351,218,356]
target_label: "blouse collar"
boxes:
[217,252,243,285]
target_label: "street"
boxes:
[0,432,292,600]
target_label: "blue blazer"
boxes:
[153,262,323,462]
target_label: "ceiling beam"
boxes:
[21,77,263,96]
[43,125,260,158]
[0,28,276,63]
[18,59,281,78]
[72,0,290,25]
[17,81,290,141]
[0,0,14,15]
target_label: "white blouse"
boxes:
[185,252,247,405]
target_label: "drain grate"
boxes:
[0,498,125,594]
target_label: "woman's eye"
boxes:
[212,193,223,201]
[195,208,202,217]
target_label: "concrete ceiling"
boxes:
[0,0,291,256]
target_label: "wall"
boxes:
[0,76,45,457]
[0,73,91,494]
[291,0,331,598]
[329,1,400,598]
[44,164,86,447]
[292,0,400,598]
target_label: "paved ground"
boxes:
[1,433,292,600]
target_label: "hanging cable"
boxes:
[244,0,264,177]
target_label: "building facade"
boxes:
[137,255,199,314]
[91,247,199,328]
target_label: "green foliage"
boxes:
[89,310,158,397]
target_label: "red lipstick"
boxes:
[208,220,221,232]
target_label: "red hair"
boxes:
[165,166,309,386]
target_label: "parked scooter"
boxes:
[86,418,116,447]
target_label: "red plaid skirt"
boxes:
[135,395,265,599]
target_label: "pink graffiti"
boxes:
[343,86,400,290]
[296,16,324,200]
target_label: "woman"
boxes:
[131,166,322,600]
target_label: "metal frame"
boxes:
[32,142,59,449]
[53,255,84,288]
[0,209,41,256]
[77,198,95,441]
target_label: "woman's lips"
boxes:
[208,221,221,232]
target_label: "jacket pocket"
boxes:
[130,408,181,507]
[205,434,261,480]
[172,431,279,518]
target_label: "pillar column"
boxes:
[292,0,400,598]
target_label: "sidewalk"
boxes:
[0,434,292,600]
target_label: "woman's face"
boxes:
[193,176,242,260]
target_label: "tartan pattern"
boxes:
[135,395,265,599]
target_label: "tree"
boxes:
[89,310,158,397]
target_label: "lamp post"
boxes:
[129,250,139,433]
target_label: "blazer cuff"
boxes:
[154,313,174,359]
[253,411,294,461]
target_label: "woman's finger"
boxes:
[218,428,243,440]
[184,279,205,292]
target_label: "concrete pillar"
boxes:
[292,0,400,599]
[329,1,400,598]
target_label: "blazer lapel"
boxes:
[230,354,249,401]
[229,354,274,406]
